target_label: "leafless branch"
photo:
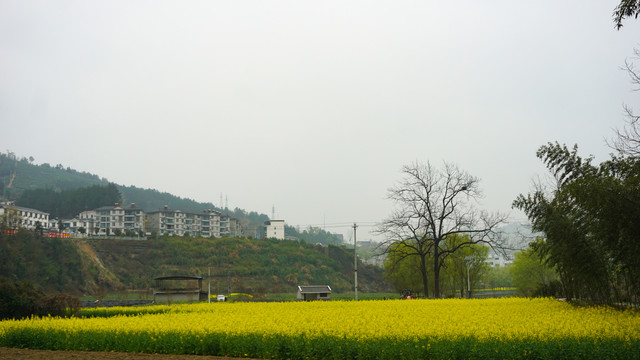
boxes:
[376,161,508,297]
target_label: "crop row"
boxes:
[1,298,639,359]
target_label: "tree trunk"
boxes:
[420,254,429,298]
[433,247,440,298]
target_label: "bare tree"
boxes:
[376,161,508,298]
[608,48,640,157]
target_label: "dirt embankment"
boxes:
[0,347,262,360]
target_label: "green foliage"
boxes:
[89,236,391,293]
[0,205,20,231]
[16,184,122,219]
[383,242,426,296]
[514,142,640,304]
[0,230,85,293]
[614,0,640,29]
[285,225,344,246]
[0,151,270,231]
[0,276,80,320]
[0,152,106,201]
[379,161,507,298]
[440,239,490,298]
[484,265,513,288]
[383,235,489,297]
[509,244,558,297]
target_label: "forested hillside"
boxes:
[0,230,122,294]
[90,236,389,293]
[285,225,344,246]
[0,151,346,244]
[0,231,391,296]
[0,152,106,200]
[0,151,270,229]
[16,184,122,219]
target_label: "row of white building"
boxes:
[1,202,285,239]
[72,203,243,238]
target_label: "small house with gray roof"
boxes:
[296,285,332,301]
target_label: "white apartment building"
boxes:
[0,202,51,231]
[486,251,513,267]
[94,203,145,235]
[199,210,221,238]
[147,207,225,237]
[1,200,242,239]
[228,217,241,237]
[263,220,285,240]
[146,207,186,236]
[63,211,98,236]
[78,210,97,234]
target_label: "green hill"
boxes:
[90,236,390,294]
[0,151,269,228]
[0,152,106,197]
[0,231,391,296]
[1,151,345,243]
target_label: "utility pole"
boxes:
[353,223,358,301]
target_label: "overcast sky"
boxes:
[2,1,639,241]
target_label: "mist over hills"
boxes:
[0,151,269,227]
[1,151,388,294]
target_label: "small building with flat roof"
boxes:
[296,285,332,301]
[263,220,285,239]
[153,276,208,303]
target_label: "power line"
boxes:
[291,222,377,229]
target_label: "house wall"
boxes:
[0,203,50,231]
[264,220,285,239]
[94,204,145,235]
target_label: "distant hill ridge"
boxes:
[0,151,269,228]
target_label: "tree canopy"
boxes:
[16,184,122,219]
[513,142,640,305]
[377,161,507,298]
[614,0,640,29]
[509,242,559,297]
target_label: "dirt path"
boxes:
[0,347,262,360]
[6,160,17,189]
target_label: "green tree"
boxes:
[442,238,490,298]
[57,220,64,234]
[614,0,640,29]
[484,265,512,289]
[383,242,427,297]
[514,143,640,304]
[34,221,44,238]
[17,184,121,219]
[510,243,558,297]
[0,205,20,232]
[377,161,507,298]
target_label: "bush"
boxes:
[37,293,81,317]
[0,276,80,320]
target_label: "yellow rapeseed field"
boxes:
[1,298,639,359]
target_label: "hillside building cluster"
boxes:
[0,202,285,239]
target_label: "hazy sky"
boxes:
[2,1,639,241]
